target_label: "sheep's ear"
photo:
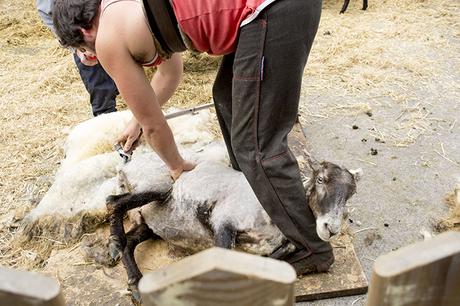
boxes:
[306,155,321,172]
[349,168,363,182]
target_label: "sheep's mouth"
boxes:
[317,228,332,242]
[315,211,344,242]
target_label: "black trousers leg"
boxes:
[213,0,331,253]
[213,54,241,171]
[73,53,118,116]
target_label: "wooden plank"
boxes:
[295,238,368,301]
[0,266,65,306]
[139,247,297,306]
[366,231,460,306]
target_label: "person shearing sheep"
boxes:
[52,0,333,274]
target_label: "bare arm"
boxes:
[97,37,187,174]
[118,54,183,151]
[152,53,183,106]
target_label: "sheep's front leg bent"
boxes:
[106,190,170,262]
[214,223,237,249]
[122,222,160,305]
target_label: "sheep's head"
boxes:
[305,158,362,241]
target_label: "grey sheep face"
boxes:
[306,159,362,241]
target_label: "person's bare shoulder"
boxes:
[97,1,155,63]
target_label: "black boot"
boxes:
[285,248,335,275]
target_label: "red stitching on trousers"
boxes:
[261,150,288,163]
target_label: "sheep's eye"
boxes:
[316,177,324,184]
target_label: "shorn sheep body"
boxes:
[112,141,286,255]
[25,109,362,303]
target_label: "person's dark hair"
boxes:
[52,0,102,48]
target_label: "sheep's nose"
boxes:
[325,223,339,236]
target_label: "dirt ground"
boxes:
[0,0,459,305]
[297,0,460,305]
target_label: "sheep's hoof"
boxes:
[108,235,123,263]
[82,243,119,267]
[128,283,142,305]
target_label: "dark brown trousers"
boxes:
[212,0,331,253]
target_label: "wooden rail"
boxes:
[139,247,297,306]
[0,266,65,306]
[367,231,460,306]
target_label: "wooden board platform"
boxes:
[295,241,368,301]
[289,121,369,301]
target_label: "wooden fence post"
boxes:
[0,266,65,306]
[139,247,297,306]
[367,231,460,306]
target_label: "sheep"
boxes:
[24,109,362,304]
[104,142,362,303]
[340,0,368,14]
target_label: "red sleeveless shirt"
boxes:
[101,0,277,61]
[172,0,277,55]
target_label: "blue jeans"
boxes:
[73,53,118,116]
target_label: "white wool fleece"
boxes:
[27,108,217,221]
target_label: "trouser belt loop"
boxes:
[141,0,187,55]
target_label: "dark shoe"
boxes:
[270,240,297,260]
[285,249,334,275]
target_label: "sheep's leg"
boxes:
[362,0,368,11]
[122,222,160,305]
[270,240,297,260]
[214,223,237,249]
[340,0,350,14]
[106,190,170,262]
